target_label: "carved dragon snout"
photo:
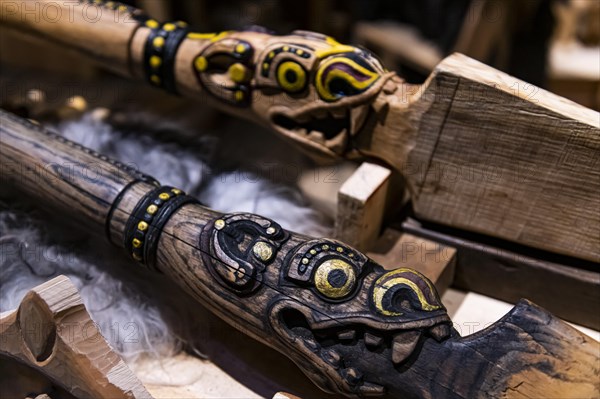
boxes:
[189,30,394,158]
[200,213,451,397]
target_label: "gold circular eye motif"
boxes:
[276,61,307,93]
[314,259,356,299]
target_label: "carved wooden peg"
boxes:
[0,275,152,399]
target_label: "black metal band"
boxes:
[124,186,199,269]
[142,20,190,94]
[144,194,198,269]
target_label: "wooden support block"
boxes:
[367,229,456,294]
[334,162,391,251]
[0,275,152,399]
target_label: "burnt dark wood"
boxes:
[1,110,598,398]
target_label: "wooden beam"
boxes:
[368,53,600,262]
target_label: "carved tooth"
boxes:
[297,127,308,136]
[321,348,341,367]
[391,330,421,365]
[303,338,320,352]
[364,333,383,349]
[341,367,363,386]
[350,106,369,135]
[371,98,389,115]
[337,329,356,341]
[307,130,326,144]
[330,107,347,119]
[325,128,347,154]
[359,381,386,396]
[429,324,451,342]
[313,108,328,119]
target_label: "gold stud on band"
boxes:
[149,55,162,68]
[159,192,170,200]
[138,221,148,231]
[147,204,158,215]
[146,19,159,29]
[132,238,142,248]
[153,36,165,48]
[266,226,276,235]
[163,23,176,31]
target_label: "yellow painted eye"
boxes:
[276,61,307,93]
[314,258,356,299]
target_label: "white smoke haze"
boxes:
[0,110,331,362]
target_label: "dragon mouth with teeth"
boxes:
[270,299,452,397]
[201,215,452,398]
[268,239,453,397]
[271,103,371,156]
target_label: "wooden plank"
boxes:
[334,162,391,251]
[403,218,600,330]
[392,54,600,262]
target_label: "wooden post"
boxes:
[334,162,391,251]
[334,162,456,293]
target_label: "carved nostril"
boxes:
[280,308,311,334]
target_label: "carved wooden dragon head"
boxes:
[189,29,394,161]
[200,212,452,397]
